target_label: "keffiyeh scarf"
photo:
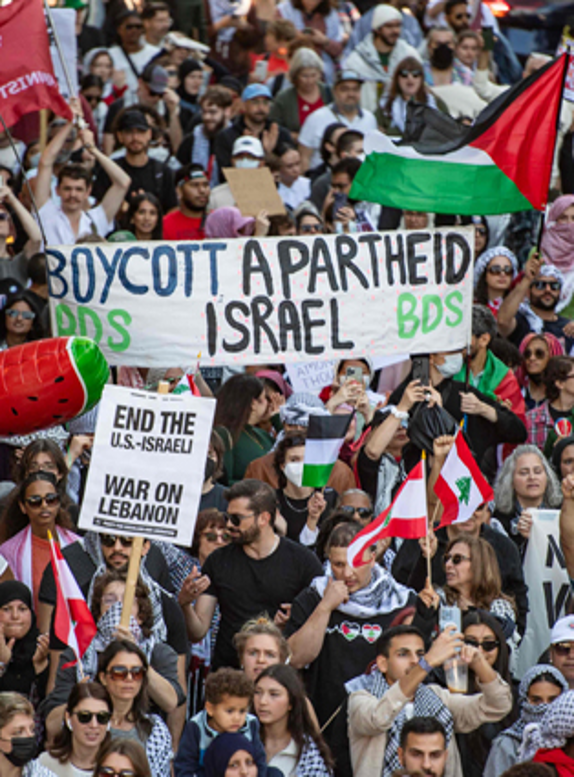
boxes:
[310,564,412,618]
[520,688,573,762]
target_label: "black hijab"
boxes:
[0,581,40,695]
[176,58,203,109]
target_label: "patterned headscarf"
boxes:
[521,688,574,762]
[473,246,519,289]
[500,664,568,745]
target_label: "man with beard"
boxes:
[498,254,574,353]
[342,5,419,114]
[213,84,292,180]
[93,109,177,213]
[163,163,210,239]
[176,87,233,187]
[179,479,323,669]
[398,718,449,777]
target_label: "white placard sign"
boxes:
[516,509,571,676]
[286,361,336,395]
[48,9,78,99]
[47,228,474,367]
[79,386,216,546]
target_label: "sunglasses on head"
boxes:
[100,535,133,548]
[6,309,35,320]
[464,637,499,651]
[340,505,373,519]
[531,280,561,291]
[74,710,112,725]
[524,348,547,360]
[552,642,574,657]
[25,493,60,508]
[107,665,146,681]
[98,770,136,777]
[202,530,231,542]
[398,69,422,78]
[225,512,256,527]
[443,552,471,566]
[487,265,513,276]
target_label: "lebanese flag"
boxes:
[351,54,568,215]
[347,459,427,568]
[0,0,73,128]
[173,374,201,396]
[48,532,96,659]
[434,432,494,529]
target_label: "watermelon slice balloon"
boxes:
[0,337,109,436]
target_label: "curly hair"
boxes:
[443,536,515,613]
[233,615,290,664]
[543,355,573,403]
[493,444,563,514]
[90,569,154,637]
[50,682,112,763]
[273,433,307,490]
[204,668,254,705]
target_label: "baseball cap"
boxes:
[335,70,364,85]
[551,615,575,645]
[371,4,402,29]
[142,63,169,95]
[241,83,272,102]
[232,136,265,159]
[116,110,150,132]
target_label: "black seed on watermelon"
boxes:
[11,408,18,415]
[58,399,68,403]
[28,396,38,401]
[54,376,65,383]
[52,415,64,419]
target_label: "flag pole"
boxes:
[422,449,433,586]
[535,50,571,252]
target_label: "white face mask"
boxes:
[436,352,463,378]
[234,157,260,169]
[148,146,170,163]
[284,461,304,487]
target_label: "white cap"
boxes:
[551,615,575,645]
[371,4,402,30]
[232,136,265,159]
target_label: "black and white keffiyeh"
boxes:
[296,736,333,777]
[145,714,173,774]
[520,688,574,762]
[311,564,412,619]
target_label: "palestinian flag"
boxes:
[348,458,427,567]
[434,432,494,529]
[302,413,353,488]
[350,54,569,215]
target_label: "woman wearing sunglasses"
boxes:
[97,641,172,775]
[93,739,151,777]
[525,355,574,451]
[378,57,444,136]
[484,664,568,777]
[0,473,79,614]
[0,291,44,351]
[517,332,564,411]
[273,433,338,545]
[473,246,518,318]
[455,610,514,777]
[39,682,112,776]
[0,581,49,703]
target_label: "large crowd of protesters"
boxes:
[0,0,573,775]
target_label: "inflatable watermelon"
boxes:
[0,337,109,436]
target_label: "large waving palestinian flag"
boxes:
[350,54,568,215]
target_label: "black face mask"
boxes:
[4,736,37,767]
[430,43,454,70]
[204,458,216,482]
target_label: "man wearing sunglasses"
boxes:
[548,615,574,689]
[108,10,161,99]
[498,256,573,353]
[179,479,322,670]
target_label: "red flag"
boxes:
[0,0,73,128]
[48,532,96,660]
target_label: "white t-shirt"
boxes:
[299,104,377,170]
[38,752,92,777]
[278,177,311,210]
[38,199,113,247]
[108,43,160,97]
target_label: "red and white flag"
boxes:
[433,432,494,530]
[48,532,96,660]
[0,0,73,128]
[348,458,427,568]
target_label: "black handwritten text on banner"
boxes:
[47,228,474,367]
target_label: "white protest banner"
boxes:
[79,385,216,546]
[48,9,78,99]
[516,509,572,676]
[47,228,474,367]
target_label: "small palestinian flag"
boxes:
[348,457,428,567]
[302,413,353,488]
[434,432,494,529]
[350,54,568,215]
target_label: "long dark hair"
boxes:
[255,664,334,771]
[462,609,511,689]
[290,0,335,17]
[17,439,69,486]
[214,374,265,442]
[0,291,45,344]
[97,640,152,739]
[124,193,163,240]
[0,471,74,544]
[474,268,490,306]
[50,682,112,763]
[384,57,428,113]
[273,433,307,490]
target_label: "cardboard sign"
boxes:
[47,228,474,367]
[223,167,286,217]
[79,386,216,546]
